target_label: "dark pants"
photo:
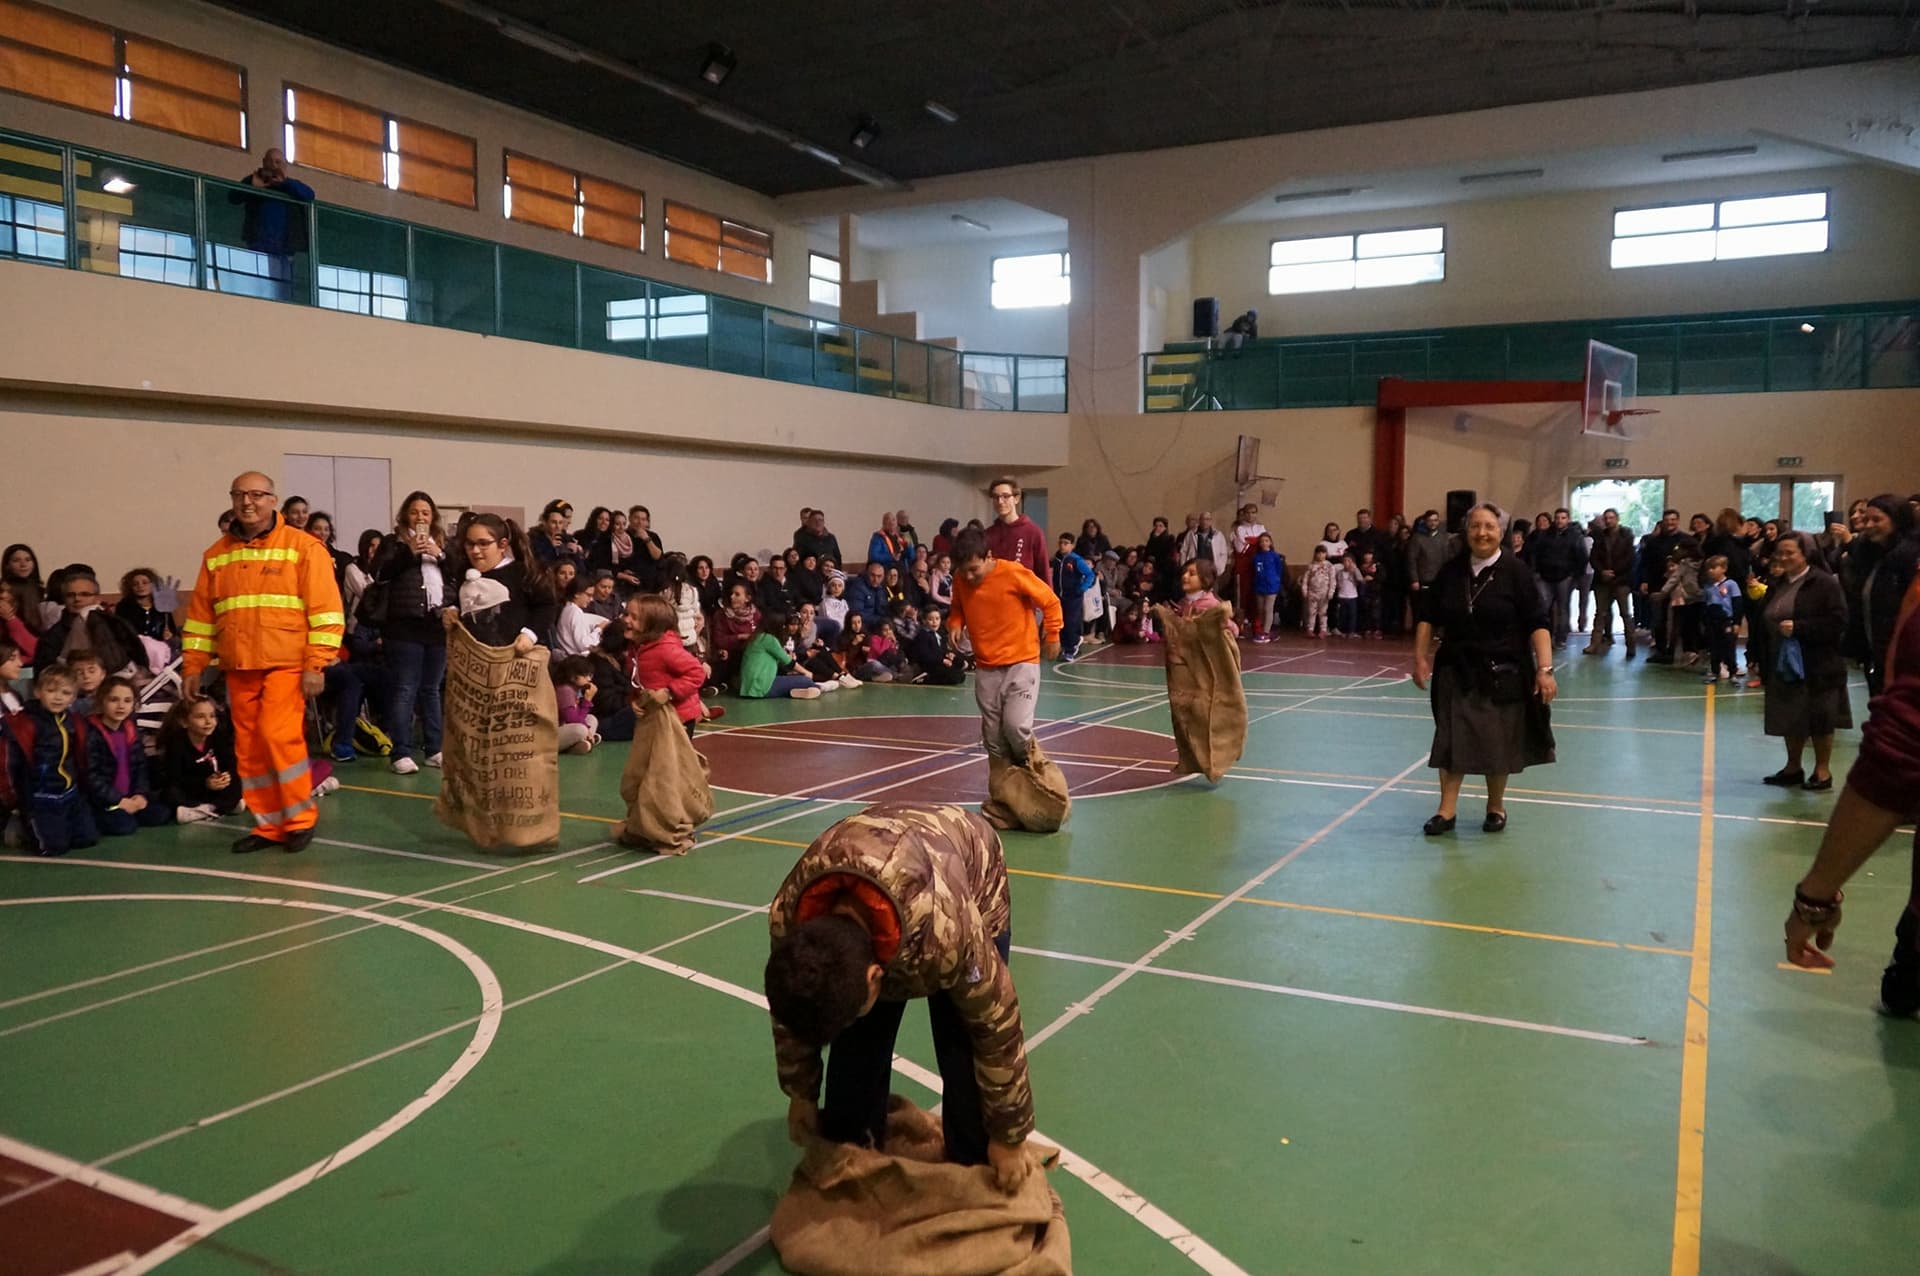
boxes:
[100,801,175,836]
[1058,597,1083,656]
[820,930,1013,1165]
[1703,608,1738,677]
[26,789,97,855]
[325,660,391,750]
[596,705,636,742]
[384,638,446,757]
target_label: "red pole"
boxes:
[1374,405,1406,519]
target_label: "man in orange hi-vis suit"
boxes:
[182,472,344,854]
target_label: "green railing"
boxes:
[0,127,1066,412]
[1142,300,1920,411]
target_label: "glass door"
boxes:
[1569,476,1667,537]
[1739,477,1841,531]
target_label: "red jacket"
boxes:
[709,606,758,658]
[628,634,707,724]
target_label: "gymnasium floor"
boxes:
[3,635,1915,1275]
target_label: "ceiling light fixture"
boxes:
[950,214,992,233]
[496,21,585,63]
[849,116,880,150]
[102,175,135,194]
[923,100,959,124]
[792,141,844,167]
[1459,167,1545,185]
[696,103,764,136]
[1272,186,1371,203]
[1660,144,1760,163]
[1800,322,1816,333]
[700,43,736,86]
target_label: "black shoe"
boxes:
[1800,774,1833,792]
[1762,768,1807,787]
[1882,909,1920,1018]
[231,833,277,854]
[281,829,314,853]
[1422,814,1456,836]
[1482,811,1507,833]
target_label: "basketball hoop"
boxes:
[1603,407,1660,429]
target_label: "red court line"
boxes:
[0,1154,198,1276]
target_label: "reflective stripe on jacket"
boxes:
[182,514,345,675]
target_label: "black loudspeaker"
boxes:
[1445,489,1477,534]
[1192,297,1220,339]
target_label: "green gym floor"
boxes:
[3,635,1915,1275]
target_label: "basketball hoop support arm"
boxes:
[1373,378,1584,517]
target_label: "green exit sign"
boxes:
[1603,458,1630,469]
[1777,456,1804,468]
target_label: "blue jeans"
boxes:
[765,674,817,697]
[1334,597,1359,634]
[384,638,446,757]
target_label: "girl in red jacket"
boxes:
[625,595,719,739]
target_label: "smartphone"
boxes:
[1825,510,1844,529]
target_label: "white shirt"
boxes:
[1469,548,1501,576]
[551,601,609,658]
[1231,521,1268,554]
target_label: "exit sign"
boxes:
[1777,456,1804,468]
[1603,458,1630,469]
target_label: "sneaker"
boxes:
[390,757,419,776]
[702,684,721,699]
[1702,674,1719,685]
[315,775,342,797]
[1058,650,1078,664]
[425,752,443,769]
[836,675,861,689]
[790,686,823,700]
[702,704,727,721]
[176,804,217,823]
[817,679,839,692]
[869,672,894,683]
[329,743,357,763]
[1745,676,1763,688]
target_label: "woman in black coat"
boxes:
[1412,503,1557,835]
[1841,494,1920,696]
[371,491,451,774]
[1759,531,1851,791]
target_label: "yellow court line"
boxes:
[1775,962,1832,976]
[1008,866,1227,901]
[1671,683,1715,1276]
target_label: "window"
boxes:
[1739,477,1840,533]
[606,293,709,342]
[117,223,194,286]
[662,200,772,283]
[0,0,247,147]
[283,84,476,207]
[1569,477,1667,539]
[504,151,644,251]
[991,252,1069,309]
[809,252,841,307]
[318,264,407,319]
[205,243,286,299]
[1268,226,1444,295]
[0,191,64,261]
[1611,191,1828,270]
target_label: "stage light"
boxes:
[849,116,879,150]
[700,43,736,86]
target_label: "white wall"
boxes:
[1183,163,1920,338]
[869,235,1070,354]
[1141,237,1194,353]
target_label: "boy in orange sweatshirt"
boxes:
[946,528,1062,770]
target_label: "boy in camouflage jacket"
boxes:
[765,802,1034,1190]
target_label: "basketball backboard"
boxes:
[1583,341,1656,437]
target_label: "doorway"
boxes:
[1023,487,1049,539]
[284,454,394,547]
[1738,476,1841,532]
[1568,476,1667,537]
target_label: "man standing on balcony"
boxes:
[984,478,1048,579]
[232,148,314,302]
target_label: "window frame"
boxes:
[808,251,841,307]
[989,250,1071,310]
[661,199,773,284]
[282,82,478,209]
[502,148,645,252]
[1267,222,1446,297]
[0,0,248,149]
[1609,188,1830,271]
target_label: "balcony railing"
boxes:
[0,127,1066,412]
[1142,301,1920,412]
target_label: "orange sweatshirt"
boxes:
[947,559,1062,667]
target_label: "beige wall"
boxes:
[0,393,993,584]
[0,0,816,312]
[1183,163,1920,338]
[869,234,1070,354]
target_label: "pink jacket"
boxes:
[1178,591,1239,638]
[628,633,707,724]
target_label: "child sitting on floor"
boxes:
[625,595,721,739]
[4,663,99,855]
[87,675,172,835]
[158,695,241,824]
[906,605,968,685]
[867,620,909,683]
[552,577,611,659]
[552,655,603,755]
[708,582,760,693]
[838,613,891,684]
[66,649,106,717]
[818,575,850,642]
[738,612,824,700]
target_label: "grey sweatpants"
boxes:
[974,662,1039,762]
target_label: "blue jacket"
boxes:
[5,705,92,804]
[866,531,907,570]
[845,575,891,628]
[1253,550,1285,596]
[1051,551,1093,600]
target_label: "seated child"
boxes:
[738,612,824,700]
[906,605,968,685]
[1177,560,1239,638]
[0,640,19,844]
[4,663,100,855]
[868,620,909,682]
[87,675,172,835]
[838,613,892,683]
[586,570,623,622]
[1113,600,1159,645]
[66,649,106,718]
[552,655,603,755]
[625,595,720,739]
[796,604,858,688]
[817,575,849,644]
[158,695,242,823]
[552,578,612,659]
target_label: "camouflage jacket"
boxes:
[767,803,1032,1144]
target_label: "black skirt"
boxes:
[1428,665,1555,776]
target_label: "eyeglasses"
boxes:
[990,491,1017,501]
[229,489,274,502]
[465,536,498,549]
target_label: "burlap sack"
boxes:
[983,739,1070,832]
[613,693,713,854]
[771,1097,1071,1276]
[1153,604,1247,783]
[434,624,561,851]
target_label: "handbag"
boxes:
[1082,589,1105,623]
[355,579,392,627]
[1775,635,1806,684]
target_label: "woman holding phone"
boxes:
[371,491,450,775]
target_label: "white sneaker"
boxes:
[315,776,341,797]
[390,756,419,775]
[837,674,861,689]
[870,672,894,683]
[790,686,823,700]
[817,679,839,692]
[425,752,443,769]
[176,804,216,823]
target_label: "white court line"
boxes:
[1013,946,1650,1047]
[1244,669,1401,729]
[5,858,1249,1276]
[62,1253,137,1276]
[0,1132,217,1223]
[629,888,763,912]
[1023,751,1433,1054]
